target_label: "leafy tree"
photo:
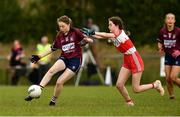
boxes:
[0,0,179,46]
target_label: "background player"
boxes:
[82,16,164,106]
[157,13,180,99]
[25,15,93,106]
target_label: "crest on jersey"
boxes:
[172,34,176,39]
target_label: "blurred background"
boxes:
[0,0,180,86]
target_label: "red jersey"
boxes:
[111,30,144,73]
[157,26,180,55]
[111,30,136,54]
[51,28,85,58]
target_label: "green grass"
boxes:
[0,86,180,116]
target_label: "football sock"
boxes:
[39,85,44,90]
[152,83,155,88]
[49,96,57,106]
[51,96,57,103]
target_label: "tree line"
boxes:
[0,0,179,46]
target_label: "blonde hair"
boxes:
[165,13,175,19]
[164,13,175,27]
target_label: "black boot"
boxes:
[25,96,33,101]
[49,101,56,106]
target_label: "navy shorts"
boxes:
[165,53,180,66]
[59,57,82,73]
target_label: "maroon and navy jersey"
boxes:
[157,26,180,55]
[10,47,23,66]
[51,28,85,58]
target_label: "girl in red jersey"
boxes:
[157,13,180,99]
[82,16,164,106]
[25,15,93,106]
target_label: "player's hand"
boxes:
[81,28,95,36]
[157,47,164,56]
[78,40,88,46]
[30,55,40,63]
[172,50,180,58]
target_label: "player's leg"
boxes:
[39,59,66,87]
[164,53,179,99]
[169,55,180,88]
[116,67,133,106]
[132,71,154,92]
[49,68,75,106]
[165,65,174,99]
[170,65,180,87]
[130,51,154,92]
[25,59,65,101]
[49,57,81,106]
[132,71,164,97]
[131,52,164,96]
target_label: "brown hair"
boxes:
[57,15,72,26]
[108,16,124,30]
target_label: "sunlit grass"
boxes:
[0,86,179,116]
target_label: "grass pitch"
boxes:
[0,85,180,116]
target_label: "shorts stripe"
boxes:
[75,57,82,73]
[132,53,142,72]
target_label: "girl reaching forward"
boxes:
[82,16,164,106]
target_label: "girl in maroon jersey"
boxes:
[157,13,180,99]
[7,40,26,85]
[82,16,164,106]
[25,15,93,106]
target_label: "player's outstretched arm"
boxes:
[79,37,94,46]
[31,48,53,63]
[81,27,115,39]
[94,32,115,39]
[92,35,104,39]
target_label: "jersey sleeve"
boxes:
[75,28,85,42]
[51,33,61,51]
[157,29,163,44]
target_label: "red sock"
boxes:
[126,99,132,102]
[152,83,155,89]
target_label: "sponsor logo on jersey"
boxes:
[164,40,176,48]
[65,37,69,42]
[168,33,172,38]
[62,43,75,51]
[163,34,167,38]
[70,37,74,41]
[111,30,129,47]
[111,38,120,47]
[172,34,176,39]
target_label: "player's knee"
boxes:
[48,69,56,75]
[166,77,173,83]
[116,82,124,90]
[132,86,140,93]
[56,81,63,87]
[169,74,177,81]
